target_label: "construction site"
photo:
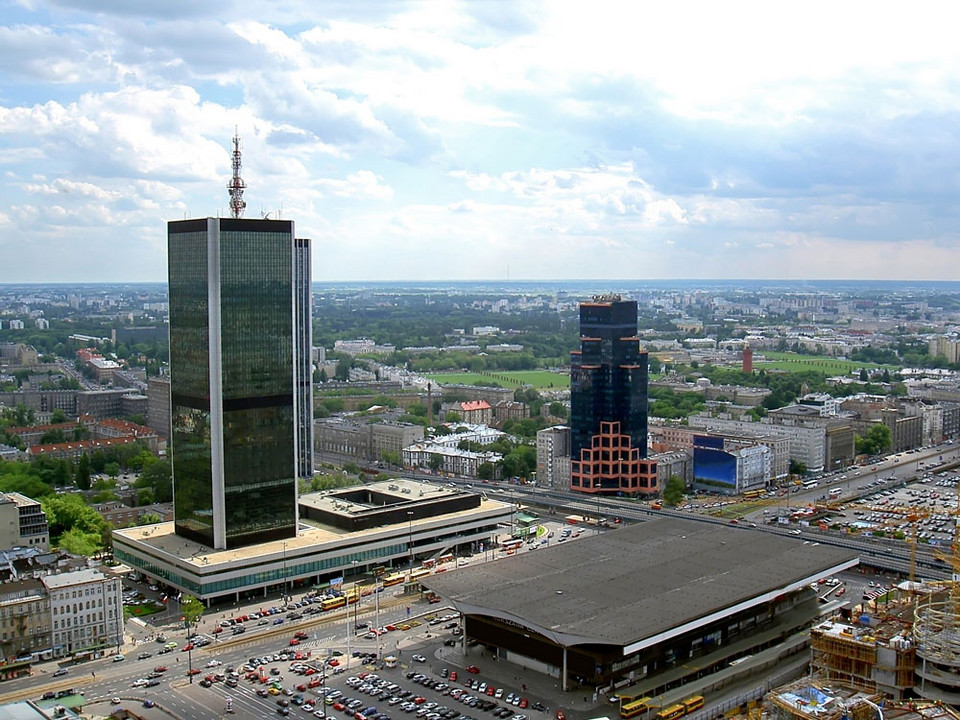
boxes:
[765,679,960,720]
[759,469,960,714]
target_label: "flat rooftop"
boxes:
[114,479,510,571]
[423,517,858,650]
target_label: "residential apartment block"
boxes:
[43,569,123,658]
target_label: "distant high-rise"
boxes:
[294,237,314,479]
[168,217,299,549]
[569,295,657,496]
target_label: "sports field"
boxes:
[423,369,569,390]
[757,351,898,374]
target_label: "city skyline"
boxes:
[4,2,960,283]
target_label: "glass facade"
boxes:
[168,218,297,550]
[294,237,314,479]
[570,297,651,494]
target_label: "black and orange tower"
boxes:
[569,295,657,496]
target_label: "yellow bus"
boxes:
[655,704,686,720]
[742,489,764,499]
[620,697,653,719]
[321,596,346,611]
[681,696,704,714]
[409,567,432,581]
[382,573,405,588]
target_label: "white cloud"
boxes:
[4,1,960,281]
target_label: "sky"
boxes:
[3,1,960,283]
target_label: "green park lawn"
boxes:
[423,369,569,390]
[756,351,898,374]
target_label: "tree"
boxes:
[856,423,892,456]
[104,461,120,478]
[136,487,155,506]
[39,429,67,445]
[428,454,444,472]
[58,527,102,556]
[789,459,807,477]
[180,594,205,625]
[662,475,686,506]
[859,368,869,382]
[477,462,496,481]
[139,459,172,503]
[75,454,92,490]
[547,401,567,419]
[42,494,108,541]
[50,409,67,424]
[445,411,461,423]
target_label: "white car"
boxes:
[411,654,426,663]
[206,659,222,668]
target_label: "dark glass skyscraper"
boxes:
[569,295,657,495]
[168,217,299,549]
[294,237,314,479]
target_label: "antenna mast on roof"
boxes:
[227,129,247,219]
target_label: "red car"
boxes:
[413,697,426,705]
[333,703,346,712]
[181,643,194,652]
[385,624,397,632]
[328,659,339,667]
[154,666,168,673]
[449,671,458,682]
[308,678,322,689]
[295,631,309,639]
[289,639,300,646]
[187,668,201,676]
[466,665,480,674]
[519,699,529,709]
[297,684,307,692]
[485,687,495,696]
[212,626,223,634]
[304,668,316,676]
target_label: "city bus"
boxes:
[321,596,346,611]
[422,558,436,569]
[620,696,653,719]
[437,553,455,565]
[382,573,405,588]
[742,489,764,500]
[501,539,523,553]
[409,567,432,582]
[829,487,843,498]
[655,704,687,720]
[681,696,704,714]
[802,479,819,489]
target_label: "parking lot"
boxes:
[830,472,958,546]
[178,622,554,720]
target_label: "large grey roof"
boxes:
[422,518,857,650]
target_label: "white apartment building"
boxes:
[43,569,123,658]
[688,413,826,474]
[536,425,571,490]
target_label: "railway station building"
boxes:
[422,518,858,695]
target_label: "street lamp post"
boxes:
[282,542,288,604]
[185,618,193,684]
[346,560,358,665]
[406,512,414,572]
